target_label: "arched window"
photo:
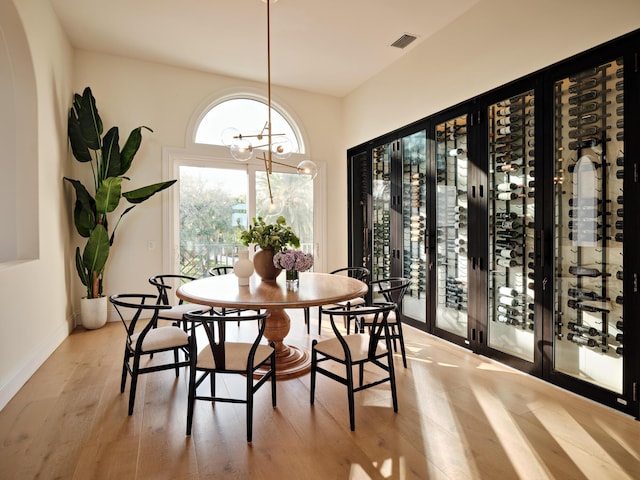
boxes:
[163,94,325,276]
[194,98,304,154]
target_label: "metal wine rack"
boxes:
[553,58,625,380]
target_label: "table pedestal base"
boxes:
[259,307,310,379]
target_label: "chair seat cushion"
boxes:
[197,343,274,371]
[357,310,397,325]
[131,326,189,352]
[158,303,210,320]
[314,334,387,362]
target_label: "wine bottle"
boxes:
[496,258,519,268]
[567,300,610,314]
[569,66,603,82]
[616,271,623,280]
[568,266,604,277]
[498,286,520,297]
[496,219,522,230]
[616,320,624,330]
[615,295,624,305]
[615,232,623,242]
[616,346,624,355]
[499,295,521,307]
[497,249,518,259]
[568,113,601,127]
[568,322,599,337]
[568,77,598,93]
[496,183,523,192]
[497,192,525,201]
[569,138,601,150]
[568,101,599,116]
[495,212,519,220]
[616,156,625,167]
[449,148,467,157]
[568,288,606,301]
[615,220,623,229]
[567,333,599,347]
[617,195,624,205]
[569,126,600,139]
[497,304,520,316]
[568,90,598,105]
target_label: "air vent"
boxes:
[390,34,418,49]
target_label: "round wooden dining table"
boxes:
[177,271,368,378]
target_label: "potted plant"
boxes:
[239,215,300,282]
[65,87,176,328]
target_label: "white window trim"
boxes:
[161,143,327,274]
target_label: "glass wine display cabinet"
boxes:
[347,30,639,416]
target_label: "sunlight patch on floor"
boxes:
[472,381,553,479]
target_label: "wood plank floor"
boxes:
[1,309,639,480]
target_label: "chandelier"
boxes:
[221,0,318,204]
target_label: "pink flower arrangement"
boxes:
[273,249,314,272]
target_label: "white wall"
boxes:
[71,51,345,303]
[344,0,640,147]
[0,0,73,408]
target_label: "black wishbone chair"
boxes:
[183,310,276,442]
[109,293,192,415]
[149,274,210,330]
[303,267,369,335]
[350,277,411,368]
[310,302,398,431]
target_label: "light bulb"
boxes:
[271,137,293,159]
[230,138,253,161]
[221,127,240,146]
[297,160,318,180]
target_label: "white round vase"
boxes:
[233,249,254,286]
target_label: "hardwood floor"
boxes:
[1,309,639,479]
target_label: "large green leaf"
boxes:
[83,224,110,277]
[75,247,89,288]
[123,180,177,204]
[64,177,96,237]
[67,110,92,163]
[102,127,121,179]
[77,87,102,150]
[119,126,152,176]
[95,177,123,215]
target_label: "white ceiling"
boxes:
[50,0,479,97]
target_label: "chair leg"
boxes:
[128,355,141,415]
[395,323,408,368]
[246,375,254,442]
[304,308,310,334]
[310,342,317,404]
[174,348,180,377]
[186,365,197,436]
[120,349,129,393]
[388,351,398,413]
[270,351,277,407]
[210,371,215,399]
[317,307,322,335]
[346,362,356,431]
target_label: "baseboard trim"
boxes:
[0,319,71,410]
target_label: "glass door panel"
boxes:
[487,91,536,361]
[435,115,469,337]
[552,58,624,394]
[401,130,427,324]
[256,171,315,255]
[371,143,392,281]
[178,166,248,277]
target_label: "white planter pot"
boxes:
[80,296,108,329]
